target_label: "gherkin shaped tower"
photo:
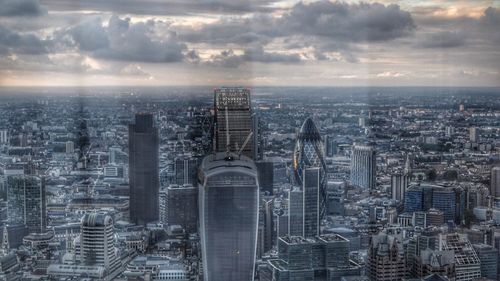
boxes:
[293,117,327,220]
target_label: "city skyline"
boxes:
[0,0,499,87]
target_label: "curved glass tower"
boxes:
[293,117,327,220]
[198,152,259,281]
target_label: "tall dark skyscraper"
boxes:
[7,175,46,233]
[128,113,159,225]
[214,87,253,158]
[198,152,259,281]
[293,117,327,220]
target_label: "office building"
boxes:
[325,135,337,157]
[213,87,253,158]
[490,166,500,200]
[416,249,455,279]
[391,172,409,202]
[161,184,198,233]
[286,168,320,239]
[426,208,445,227]
[0,130,7,144]
[259,234,358,281]
[367,234,406,281]
[288,188,303,237]
[404,184,464,224]
[350,144,376,190]
[303,167,320,238]
[129,113,159,225]
[473,243,498,280]
[48,213,122,280]
[260,197,274,254]
[440,233,481,281]
[253,112,264,160]
[65,141,74,153]
[7,175,46,233]
[80,213,120,272]
[256,161,274,195]
[293,117,327,220]
[174,156,199,186]
[198,152,259,281]
[469,127,479,143]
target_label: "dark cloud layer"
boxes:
[419,31,466,48]
[208,46,301,67]
[0,0,46,17]
[0,26,50,54]
[281,1,415,42]
[65,16,186,63]
[40,0,278,15]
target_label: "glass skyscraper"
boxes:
[198,152,259,281]
[129,113,159,225]
[350,144,376,190]
[213,87,253,158]
[293,117,327,220]
[7,175,46,233]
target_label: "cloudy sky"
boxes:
[0,0,499,87]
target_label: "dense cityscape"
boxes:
[0,86,498,281]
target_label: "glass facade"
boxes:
[199,153,259,281]
[214,88,253,158]
[293,118,327,220]
[128,113,159,225]
[7,175,46,233]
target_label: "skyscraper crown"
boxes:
[298,117,321,141]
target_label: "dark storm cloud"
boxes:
[419,31,466,48]
[0,0,46,17]
[65,16,186,63]
[280,1,415,42]
[478,7,500,43]
[0,26,50,54]
[179,1,416,54]
[39,0,278,15]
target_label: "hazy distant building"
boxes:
[129,113,159,225]
[293,117,327,220]
[198,152,259,281]
[7,175,46,233]
[325,135,337,157]
[65,141,74,154]
[213,87,253,158]
[0,130,7,144]
[469,127,479,143]
[490,166,500,200]
[391,172,409,202]
[350,144,376,190]
[367,234,406,281]
[252,112,264,160]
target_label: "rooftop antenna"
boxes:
[238,132,253,157]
